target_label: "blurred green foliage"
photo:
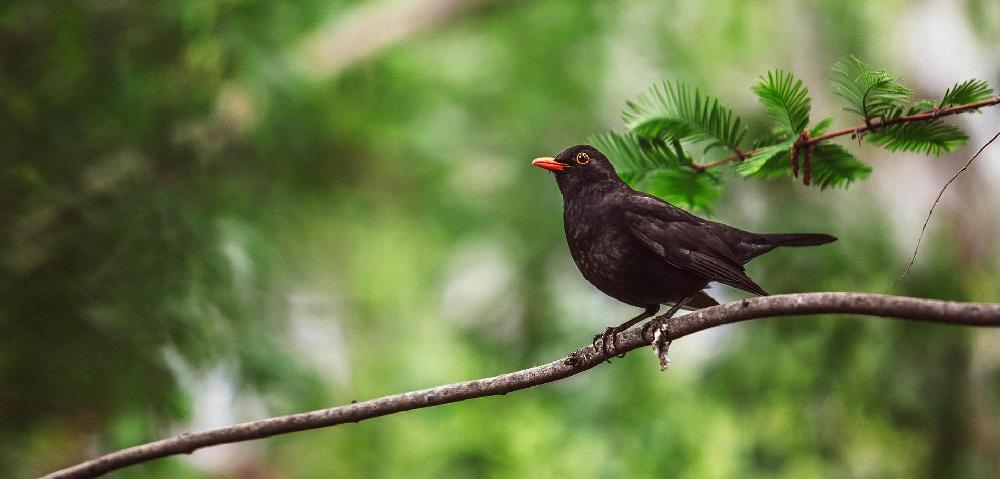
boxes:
[2,1,999,478]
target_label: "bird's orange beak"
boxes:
[532,157,568,172]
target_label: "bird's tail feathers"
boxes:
[759,232,837,247]
[681,291,721,310]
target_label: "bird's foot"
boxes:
[591,332,608,363]
[592,326,625,361]
[611,327,628,358]
[643,297,691,371]
[591,306,661,361]
[639,319,656,338]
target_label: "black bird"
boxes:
[533,144,836,354]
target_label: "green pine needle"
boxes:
[810,117,835,136]
[752,70,811,135]
[910,99,939,111]
[866,121,968,155]
[734,140,794,177]
[623,81,746,152]
[811,143,872,189]
[940,79,995,108]
[830,56,912,121]
[588,132,683,185]
[642,166,722,212]
[589,132,718,210]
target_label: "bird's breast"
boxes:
[561,196,705,306]
[563,201,646,285]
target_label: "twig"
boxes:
[810,96,1000,145]
[896,129,1000,282]
[698,151,760,170]
[43,292,1000,479]
[801,129,814,185]
[693,96,1000,170]
[803,142,813,185]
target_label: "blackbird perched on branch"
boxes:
[533,145,836,357]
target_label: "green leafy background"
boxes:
[2,1,1000,478]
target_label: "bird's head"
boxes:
[532,145,620,194]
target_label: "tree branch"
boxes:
[43,292,1000,479]
[695,95,1000,170]
[895,128,1000,282]
[810,95,1000,144]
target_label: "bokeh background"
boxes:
[3,0,1000,477]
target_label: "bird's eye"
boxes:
[575,152,590,165]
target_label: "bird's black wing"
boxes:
[623,196,768,296]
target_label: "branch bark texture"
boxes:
[43,292,1000,479]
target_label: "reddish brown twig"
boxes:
[801,129,813,185]
[697,150,760,170]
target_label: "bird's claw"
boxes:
[592,332,611,363]
[611,326,628,358]
[592,326,629,360]
[640,320,655,339]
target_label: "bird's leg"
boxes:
[592,305,660,359]
[640,297,689,337]
[609,308,659,358]
[641,296,695,365]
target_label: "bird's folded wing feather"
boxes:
[623,205,769,296]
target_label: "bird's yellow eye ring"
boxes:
[576,152,590,165]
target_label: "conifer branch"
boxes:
[697,95,1000,172]
[812,95,1000,143]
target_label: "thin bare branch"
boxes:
[896,128,1000,282]
[43,292,1000,479]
